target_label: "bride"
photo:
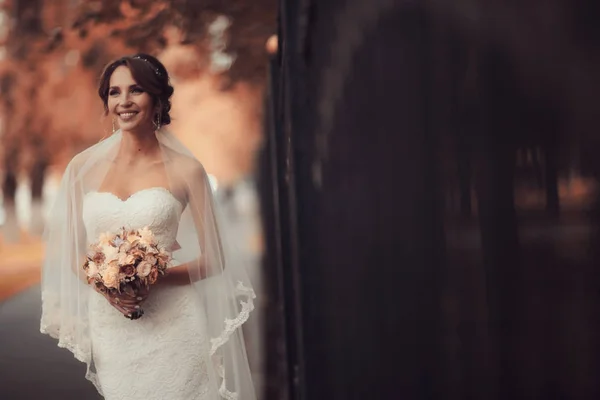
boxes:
[40,54,257,400]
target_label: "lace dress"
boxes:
[82,187,211,399]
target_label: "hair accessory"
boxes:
[132,56,163,77]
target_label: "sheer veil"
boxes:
[40,128,257,399]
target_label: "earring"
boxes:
[112,118,117,133]
[153,112,162,131]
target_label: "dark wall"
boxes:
[261,0,600,399]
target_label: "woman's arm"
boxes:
[160,257,206,286]
[159,162,221,287]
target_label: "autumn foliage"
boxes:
[0,0,276,198]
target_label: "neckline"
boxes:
[86,187,185,208]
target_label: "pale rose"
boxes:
[126,233,139,244]
[98,232,113,246]
[146,246,159,255]
[103,267,120,289]
[103,244,119,263]
[118,253,136,266]
[118,241,132,254]
[97,262,108,275]
[130,248,145,260]
[144,255,157,266]
[108,260,120,272]
[138,227,156,245]
[87,261,99,278]
[137,261,152,277]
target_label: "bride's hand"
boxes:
[91,282,149,319]
[108,290,149,320]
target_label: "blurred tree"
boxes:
[70,0,277,85]
[0,0,276,202]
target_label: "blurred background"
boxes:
[0,1,281,399]
[7,0,600,399]
[268,0,600,399]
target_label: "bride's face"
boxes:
[108,66,155,133]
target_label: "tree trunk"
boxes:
[274,1,445,398]
[475,46,525,400]
[544,142,560,217]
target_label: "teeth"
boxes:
[120,112,136,118]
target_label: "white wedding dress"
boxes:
[82,187,211,399]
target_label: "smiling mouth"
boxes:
[118,111,138,121]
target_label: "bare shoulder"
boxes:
[169,152,207,181]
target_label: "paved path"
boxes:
[0,285,101,400]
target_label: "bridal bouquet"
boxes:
[83,226,171,309]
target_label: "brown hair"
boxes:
[98,53,174,126]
